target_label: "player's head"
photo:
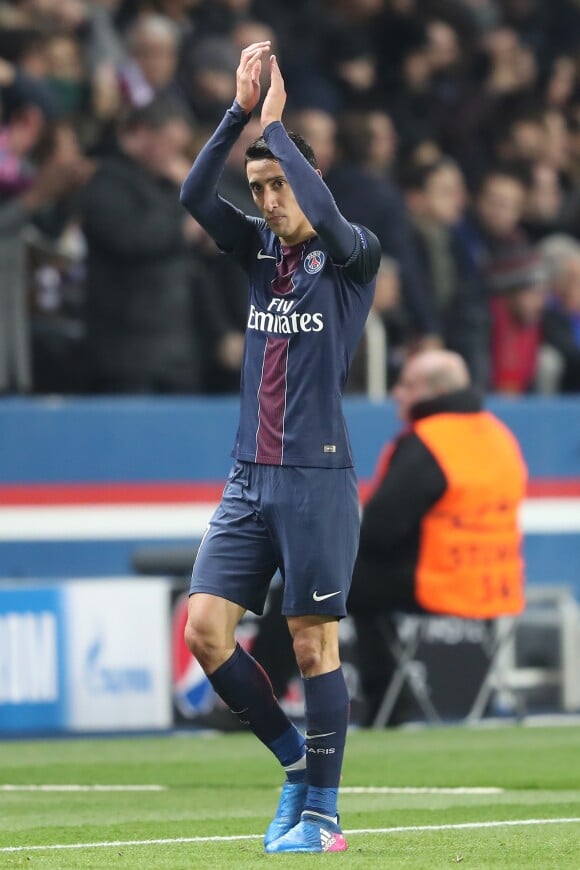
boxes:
[393,349,470,422]
[245,132,320,245]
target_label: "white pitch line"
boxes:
[1,817,580,854]
[0,785,166,793]
[341,786,504,795]
[0,785,500,796]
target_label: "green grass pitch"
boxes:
[1,724,579,868]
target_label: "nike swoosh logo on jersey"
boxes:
[257,249,277,260]
[305,731,337,739]
[312,590,341,602]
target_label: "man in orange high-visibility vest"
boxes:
[348,349,528,725]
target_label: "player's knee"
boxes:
[183,614,214,663]
[183,616,200,656]
[290,620,341,676]
[185,593,244,673]
[292,633,324,676]
[184,610,234,674]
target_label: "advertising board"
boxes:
[0,579,171,734]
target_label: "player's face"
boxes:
[247,159,314,245]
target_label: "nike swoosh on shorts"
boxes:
[312,590,341,602]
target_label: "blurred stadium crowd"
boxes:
[1,0,580,397]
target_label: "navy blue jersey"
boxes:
[181,103,381,468]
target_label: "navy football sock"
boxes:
[302,667,349,819]
[209,643,305,767]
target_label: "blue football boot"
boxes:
[264,780,308,848]
[265,810,347,853]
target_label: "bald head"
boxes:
[393,350,470,422]
[408,350,469,392]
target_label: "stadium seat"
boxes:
[370,613,519,728]
[371,587,580,726]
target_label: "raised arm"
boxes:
[180,42,271,253]
[260,55,359,265]
[179,105,251,252]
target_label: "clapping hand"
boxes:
[261,55,286,130]
[235,41,271,114]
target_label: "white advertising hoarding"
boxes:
[65,579,171,731]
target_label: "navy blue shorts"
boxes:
[190,461,360,617]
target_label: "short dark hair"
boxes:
[245,131,318,169]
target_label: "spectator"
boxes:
[487,245,549,392]
[473,164,530,246]
[346,255,409,395]
[0,61,89,393]
[522,161,566,241]
[561,112,580,237]
[373,0,428,96]
[423,16,490,181]
[317,0,384,111]
[179,34,238,124]
[403,157,490,386]
[542,107,572,176]
[544,55,577,111]
[566,110,580,187]
[119,14,185,109]
[499,0,554,65]
[458,163,530,269]
[77,97,203,393]
[284,108,337,176]
[28,214,87,394]
[492,107,548,167]
[383,33,437,158]
[327,109,438,347]
[481,25,538,103]
[539,233,580,392]
[195,246,248,394]
[348,348,527,725]
[44,32,89,118]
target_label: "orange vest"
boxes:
[413,412,527,618]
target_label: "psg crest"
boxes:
[304,250,325,274]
